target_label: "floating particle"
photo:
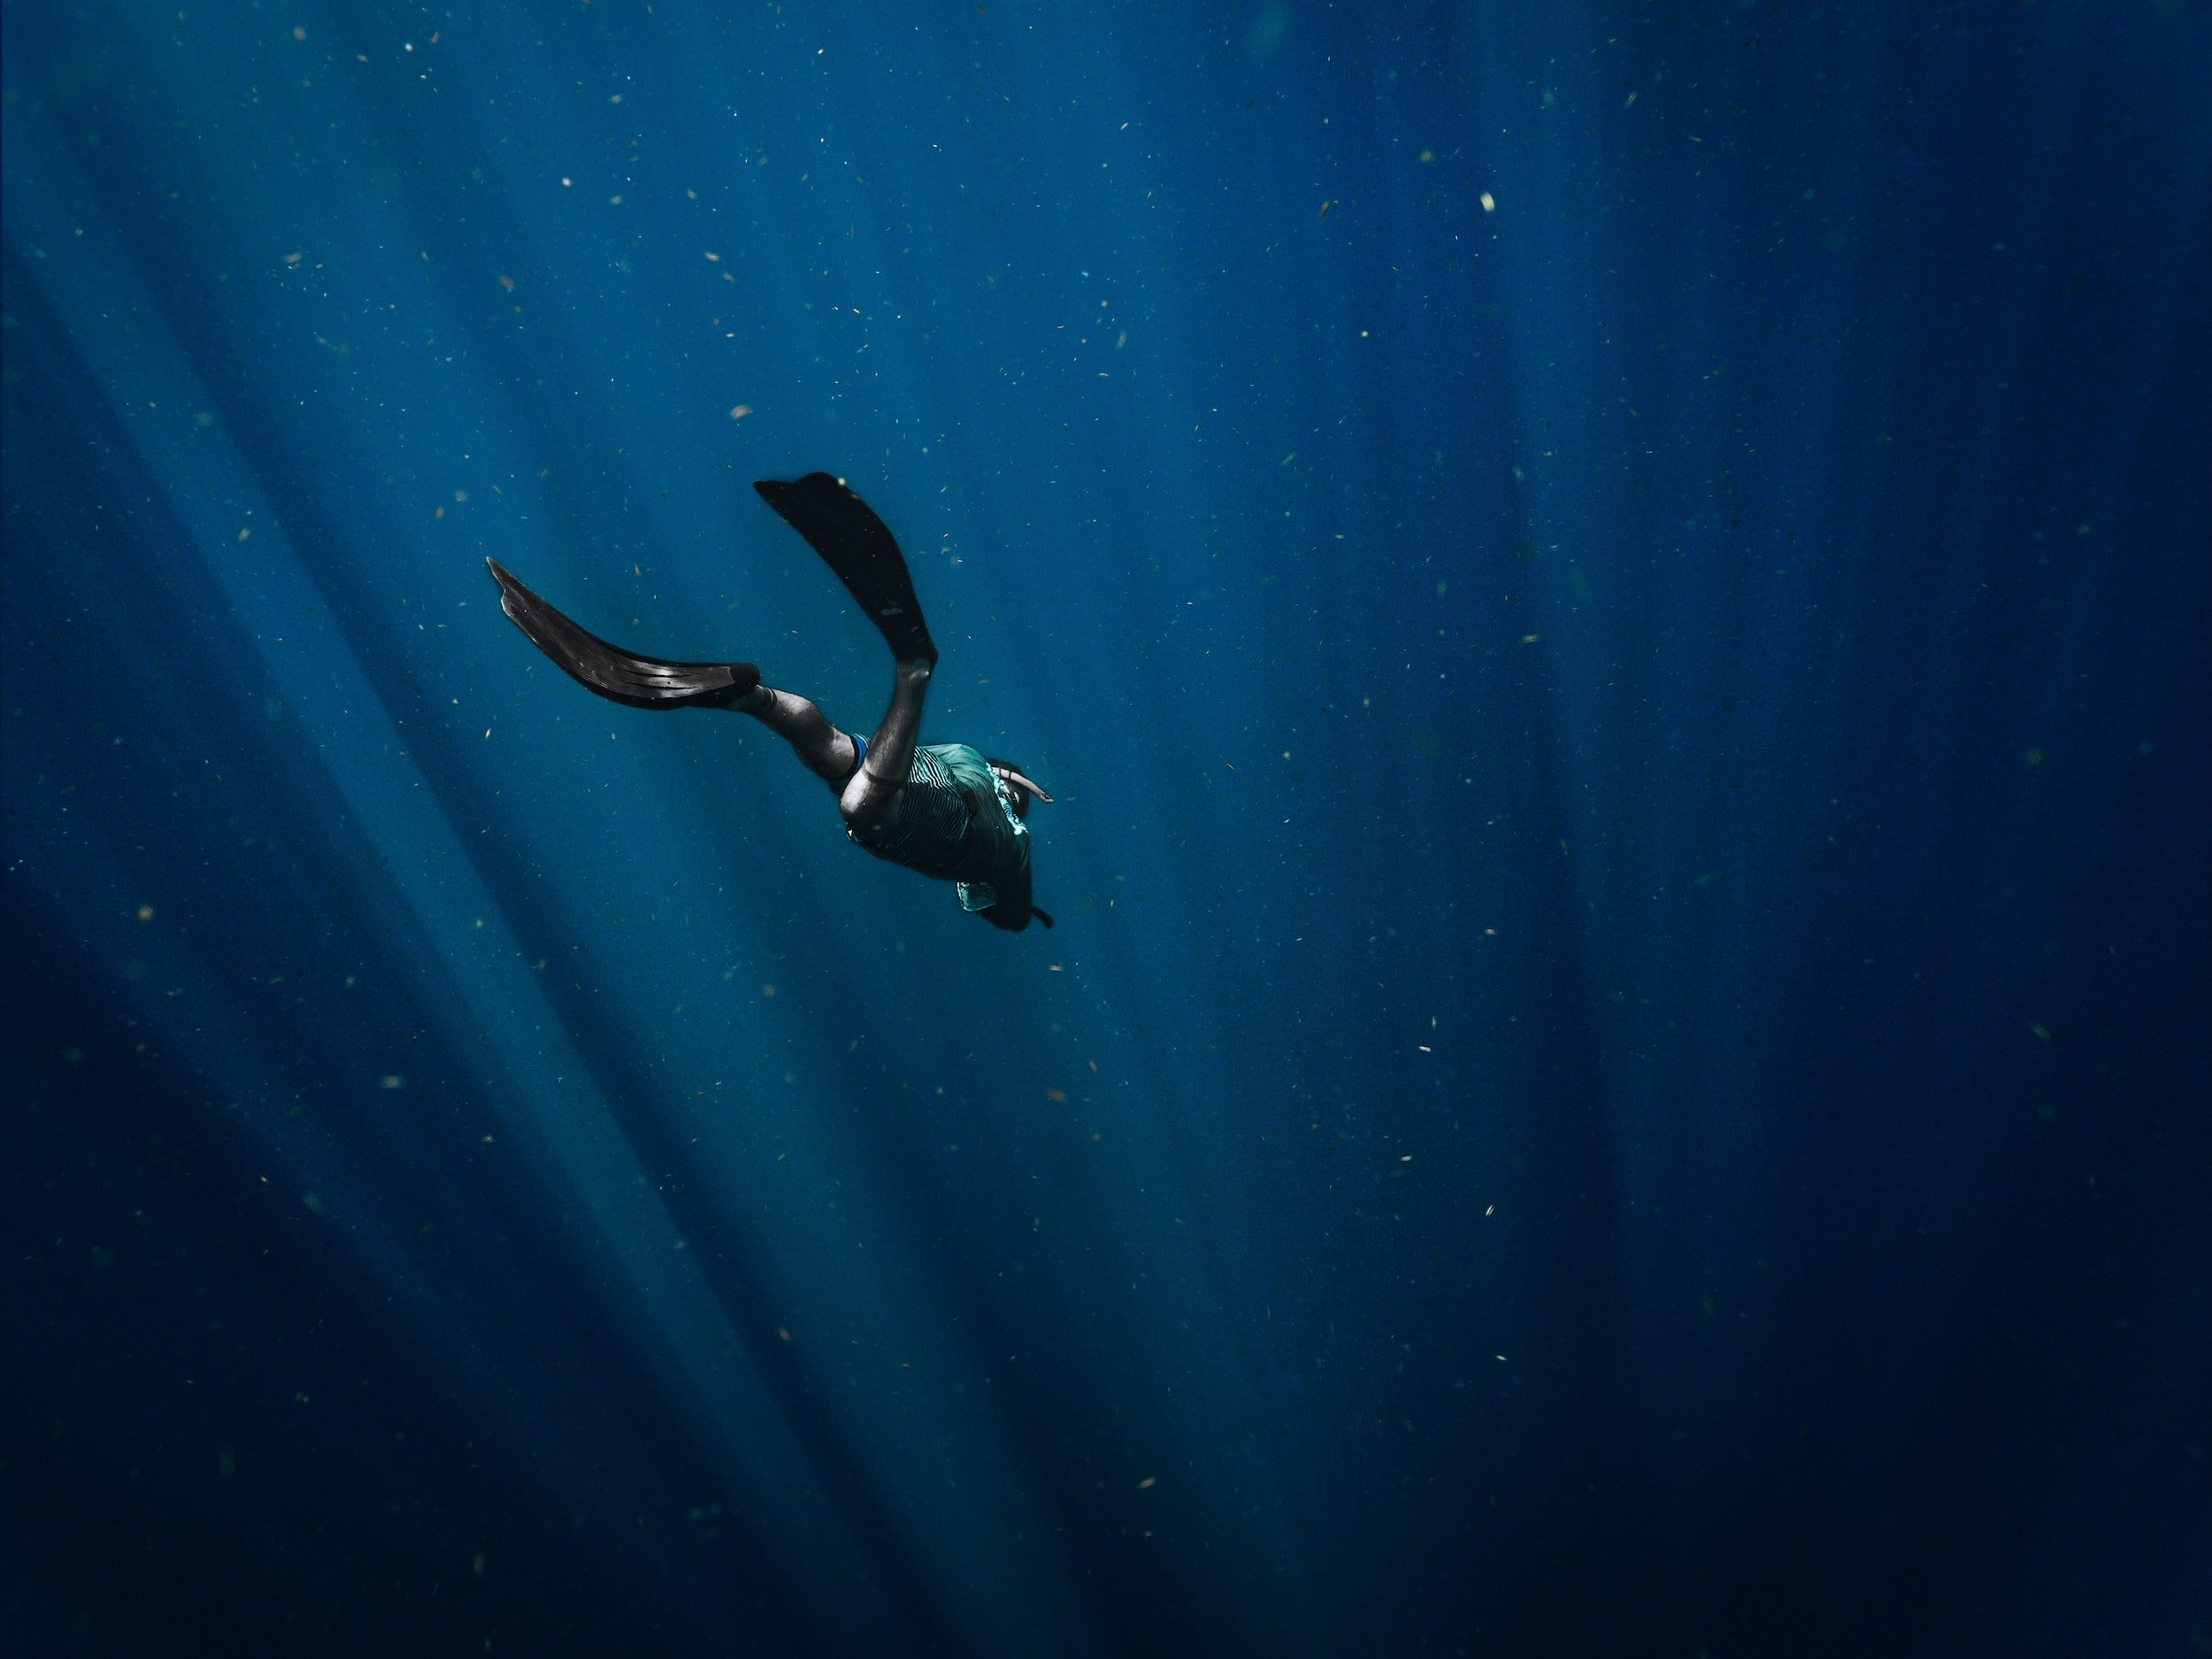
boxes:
[729,403,752,419]
[380,1074,406,1089]
[1045,1087,1066,1102]
[1137,1476,1156,1489]
[1480,191,1496,211]
[136,904,155,922]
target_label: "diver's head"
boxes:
[987,757,1051,818]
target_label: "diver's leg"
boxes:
[839,657,933,833]
[728,684,859,787]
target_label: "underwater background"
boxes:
[4,2,2207,1655]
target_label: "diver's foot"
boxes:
[754,473,937,664]
[487,558,763,710]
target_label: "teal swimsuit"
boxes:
[848,742,1033,926]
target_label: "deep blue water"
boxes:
[4,3,2208,1655]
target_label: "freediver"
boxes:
[486,472,1051,932]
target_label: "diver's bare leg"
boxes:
[728,685,858,787]
[839,658,933,833]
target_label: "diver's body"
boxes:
[731,672,1044,932]
[488,472,1049,931]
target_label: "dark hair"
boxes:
[986,757,1031,819]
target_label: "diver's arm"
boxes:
[979,850,1033,931]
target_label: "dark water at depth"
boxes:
[4,4,2208,1655]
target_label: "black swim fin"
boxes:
[753,472,937,664]
[487,558,758,710]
